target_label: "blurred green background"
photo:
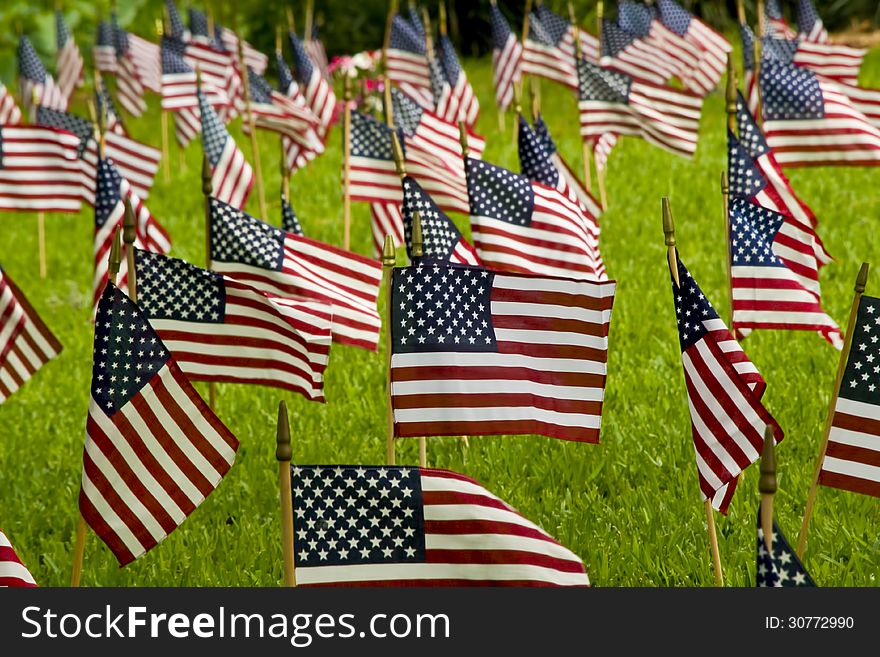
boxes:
[3,1,880,85]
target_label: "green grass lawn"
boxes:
[2,51,880,587]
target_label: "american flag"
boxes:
[465,158,605,281]
[0,529,37,587]
[0,83,22,125]
[55,10,84,103]
[797,0,828,43]
[577,58,702,159]
[165,0,190,41]
[281,192,304,236]
[820,294,880,499]
[184,39,240,123]
[96,76,126,136]
[18,35,66,115]
[291,464,590,586]
[522,6,598,91]
[36,106,161,204]
[756,513,814,586]
[434,35,479,128]
[93,157,171,309]
[760,61,880,167]
[80,283,239,566]
[489,3,522,112]
[519,116,605,281]
[244,66,322,149]
[765,0,798,41]
[219,26,268,75]
[188,7,213,43]
[401,175,480,266]
[277,50,324,173]
[728,197,841,348]
[135,249,331,401]
[600,19,677,87]
[391,261,615,443]
[93,21,118,74]
[0,267,62,404]
[113,19,148,117]
[199,90,254,210]
[0,125,83,213]
[208,198,383,351]
[120,25,161,94]
[288,32,336,134]
[670,257,782,514]
[730,94,831,266]
[386,14,433,110]
[304,24,331,81]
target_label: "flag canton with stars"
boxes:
[96,80,123,130]
[533,116,558,156]
[189,8,210,38]
[288,33,315,84]
[56,10,71,49]
[209,198,285,271]
[112,16,130,56]
[756,514,815,587]
[466,158,535,227]
[489,4,513,51]
[657,0,694,37]
[407,7,425,39]
[281,195,303,236]
[602,20,639,58]
[439,36,462,86]
[402,176,463,261]
[36,107,93,158]
[760,62,824,122]
[162,37,190,74]
[135,250,226,324]
[578,59,631,104]
[762,36,797,64]
[533,6,569,48]
[391,89,423,138]
[728,132,766,198]
[91,284,170,416]
[248,68,274,104]
[276,51,294,93]
[292,465,426,567]
[519,117,559,188]
[96,21,114,48]
[199,90,229,166]
[797,0,821,34]
[166,0,187,39]
[351,112,397,161]
[736,92,770,157]
[389,15,425,55]
[740,23,755,71]
[672,257,722,352]
[729,198,786,269]
[95,158,123,229]
[18,36,48,82]
[618,1,656,38]
[838,295,880,405]
[392,263,497,354]
[428,56,446,103]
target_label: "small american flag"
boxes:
[112,19,148,117]
[797,0,828,43]
[522,6,598,91]
[18,35,66,115]
[730,95,831,266]
[519,116,605,281]
[281,192,303,236]
[577,58,703,159]
[820,294,880,499]
[729,198,841,348]
[391,261,614,443]
[466,157,605,281]
[219,26,268,75]
[244,67,321,150]
[165,0,190,41]
[304,24,330,81]
[600,19,677,87]
[401,175,480,266]
[0,529,37,587]
[291,464,590,587]
[765,0,797,41]
[277,50,324,174]
[199,89,254,210]
[93,157,171,309]
[386,14,433,110]
[80,283,239,566]
[760,61,880,167]
[288,32,336,134]
[208,198,383,351]
[489,3,522,112]
[756,513,814,586]
[116,20,162,93]
[93,21,118,73]
[0,83,22,125]
[36,106,161,204]
[434,35,479,128]
[0,267,62,404]
[0,125,83,213]
[671,257,782,513]
[55,10,84,103]
[135,249,331,401]
[755,29,864,90]
[184,39,239,123]
[592,133,618,173]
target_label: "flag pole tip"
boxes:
[856,263,870,293]
[661,197,675,245]
[758,424,777,496]
[411,210,424,258]
[276,400,292,462]
[382,235,396,267]
[201,153,212,196]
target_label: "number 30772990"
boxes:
[765,617,854,629]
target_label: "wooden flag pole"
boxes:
[122,199,138,302]
[304,0,315,40]
[383,0,399,74]
[28,88,48,279]
[281,138,290,204]
[663,197,724,588]
[156,18,170,184]
[383,235,397,465]
[759,424,777,553]
[237,39,267,220]
[342,75,353,250]
[516,0,533,143]
[529,75,540,122]
[736,0,746,25]
[276,400,297,587]
[410,210,428,468]
[797,262,869,557]
[201,152,217,410]
[568,2,592,194]
[722,55,737,329]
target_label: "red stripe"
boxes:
[395,419,600,443]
